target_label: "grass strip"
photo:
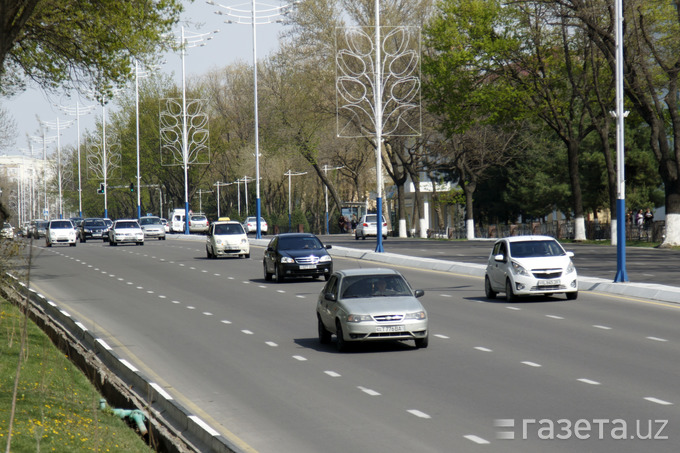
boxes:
[1,296,153,452]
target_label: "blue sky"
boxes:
[1,0,286,157]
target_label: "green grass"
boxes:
[1,296,153,452]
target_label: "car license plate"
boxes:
[299,264,317,270]
[376,325,405,332]
[538,279,559,286]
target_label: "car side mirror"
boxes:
[414,289,425,298]
[325,292,337,302]
[325,244,332,249]
[267,246,274,252]
[566,251,574,257]
[494,254,505,262]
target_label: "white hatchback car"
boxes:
[206,221,250,259]
[46,219,77,247]
[485,235,578,301]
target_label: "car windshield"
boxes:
[510,240,565,258]
[50,221,72,229]
[214,224,244,235]
[116,221,139,229]
[340,275,412,299]
[37,221,48,228]
[279,236,323,250]
[191,215,206,221]
[140,217,161,225]
[85,219,105,227]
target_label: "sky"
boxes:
[0,0,286,157]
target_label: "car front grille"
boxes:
[374,314,405,322]
[295,256,320,265]
[532,269,562,279]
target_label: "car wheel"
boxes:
[274,265,285,283]
[505,279,516,302]
[263,262,272,281]
[484,276,497,299]
[206,247,213,259]
[566,291,578,300]
[355,233,359,240]
[46,242,51,247]
[361,235,366,240]
[244,253,250,259]
[318,316,332,344]
[71,242,76,247]
[415,335,429,349]
[335,321,347,352]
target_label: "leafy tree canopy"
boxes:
[0,0,183,97]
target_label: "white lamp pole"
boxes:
[57,101,96,218]
[322,164,344,234]
[285,170,307,231]
[373,0,384,252]
[208,0,298,238]
[40,118,73,219]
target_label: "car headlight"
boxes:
[319,255,332,263]
[511,260,530,276]
[405,311,427,320]
[566,261,575,274]
[216,238,224,245]
[281,256,295,263]
[240,238,248,244]
[347,314,372,322]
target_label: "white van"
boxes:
[170,208,186,233]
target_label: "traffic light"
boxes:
[130,182,134,192]
[97,183,105,194]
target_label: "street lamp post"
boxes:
[56,102,95,218]
[208,0,298,239]
[28,132,57,219]
[214,181,235,218]
[285,170,307,232]
[322,164,344,235]
[40,118,73,219]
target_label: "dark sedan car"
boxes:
[263,233,333,282]
[78,218,108,242]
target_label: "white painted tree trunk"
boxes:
[399,219,407,238]
[661,213,680,247]
[574,216,586,241]
[466,218,475,240]
[419,218,427,238]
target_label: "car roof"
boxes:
[275,233,316,238]
[498,235,557,243]
[212,220,242,225]
[334,268,401,277]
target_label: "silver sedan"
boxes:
[316,268,428,352]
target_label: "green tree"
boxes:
[0,0,182,97]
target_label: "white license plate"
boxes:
[299,264,317,270]
[376,325,405,332]
[538,279,559,286]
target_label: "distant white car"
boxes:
[108,219,144,246]
[243,216,268,234]
[46,219,77,247]
[206,221,250,259]
[139,216,166,240]
[355,214,388,240]
[2,222,15,239]
[485,235,578,301]
[189,214,209,234]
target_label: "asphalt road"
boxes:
[25,237,680,453]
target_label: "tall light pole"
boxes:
[613,0,628,282]
[214,181,235,218]
[29,130,57,219]
[322,164,343,235]
[40,117,73,219]
[372,0,385,252]
[208,0,298,239]
[285,170,307,231]
[56,101,96,218]
[171,26,218,234]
